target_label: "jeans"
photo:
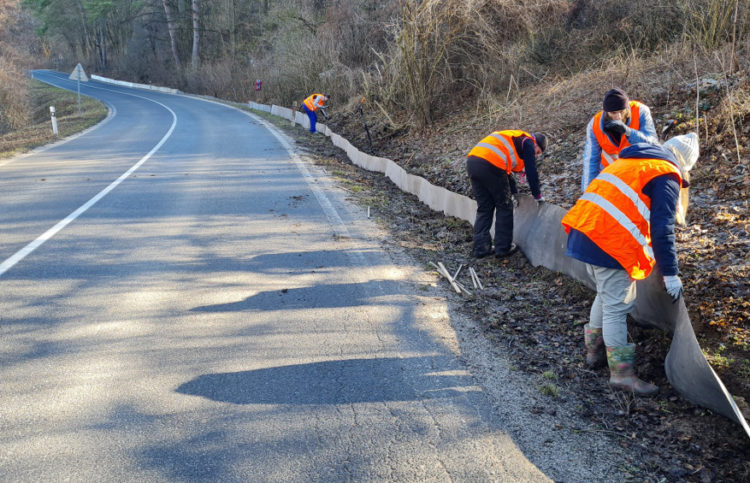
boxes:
[302,105,317,133]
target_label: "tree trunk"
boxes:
[97,24,107,71]
[191,0,200,70]
[161,0,182,68]
[75,0,94,61]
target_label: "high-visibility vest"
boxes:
[467,130,532,174]
[561,156,682,280]
[304,94,326,112]
[592,101,644,168]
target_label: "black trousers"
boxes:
[466,156,514,255]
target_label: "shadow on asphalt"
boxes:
[176,356,473,405]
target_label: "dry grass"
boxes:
[363,0,749,129]
[0,79,108,159]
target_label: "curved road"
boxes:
[0,71,598,481]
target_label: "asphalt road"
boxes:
[0,71,554,481]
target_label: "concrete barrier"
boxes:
[91,75,180,94]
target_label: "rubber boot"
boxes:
[606,344,658,396]
[583,324,606,368]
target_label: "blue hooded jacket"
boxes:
[566,143,682,277]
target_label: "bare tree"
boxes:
[191,0,200,70]
[162,0,182,68]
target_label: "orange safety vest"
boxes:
[561,157,682,280]
[467,130,533,174]
[592,101,644,168]
[303,94,326,112]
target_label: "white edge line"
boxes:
[0,91,177,277]
[185,95,351,239]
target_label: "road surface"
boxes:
[0,71,621,481]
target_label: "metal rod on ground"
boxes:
[358,98,373,153]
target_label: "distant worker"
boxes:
[561,134,699,395]
[466,130,547,258]
[581,88,657,190]
[254,79,262,91]
[301,93,329,133]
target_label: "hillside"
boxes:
[327,46,749,393]
[295,45,750,481]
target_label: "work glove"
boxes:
[604,120,631,137]
[511,194,519,208]
[663,275,684,303]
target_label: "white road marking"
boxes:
[0,87,178,277]
[185,94,351,239]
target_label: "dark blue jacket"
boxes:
[515,135,542,199]
[566,143,682,277]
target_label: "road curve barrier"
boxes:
[90,75,181,94]
[89,79,748,436]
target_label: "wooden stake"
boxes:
[469,268,478,289]
[430,262,472,296]
[470,267,484,290]
[453,264,463,281]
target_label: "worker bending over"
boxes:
[581,88,657,190]
[562,134,699,395]
[302,93,329,133]
[466,130,546,258]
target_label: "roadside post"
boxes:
[49,106,58,136]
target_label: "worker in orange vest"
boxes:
[561,134,699,395]
[581,88,657,190]
[466,130,546,258]
[301,93,329,133]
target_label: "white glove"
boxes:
[663,275,683,303]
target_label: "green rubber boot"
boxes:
[584,324,606,368]
[606,344,658,396]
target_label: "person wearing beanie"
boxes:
[561,136,699,395]
[581,88,658,190]
[466,130,547,258]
